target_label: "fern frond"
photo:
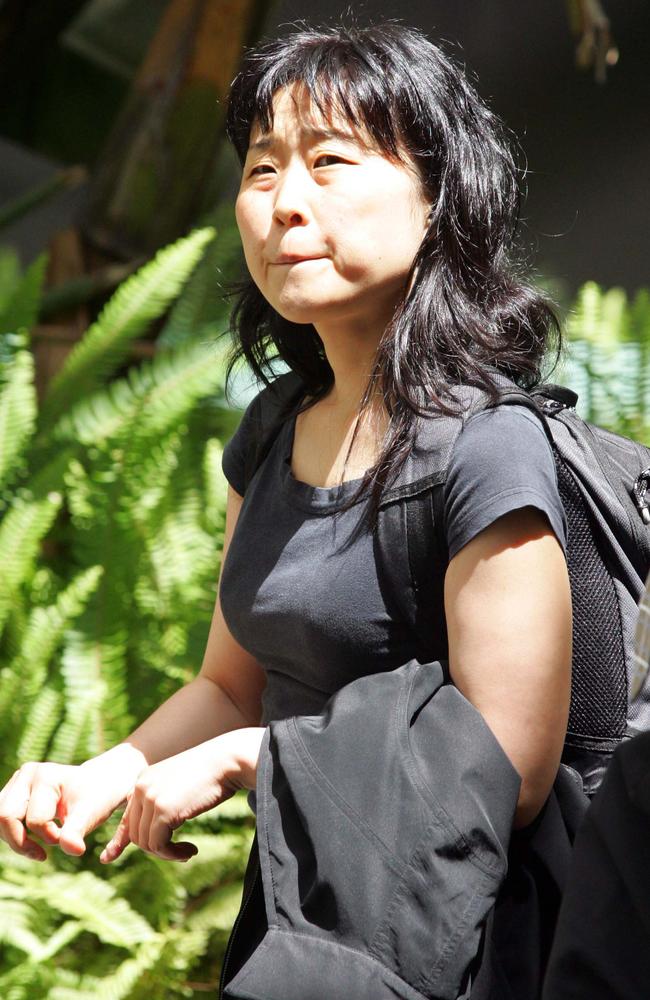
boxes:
[31,919,83,962]
[54,339,227,447]
[0,253,47,336]
[158,203,243,350]
[17,565,104,695]
[49,938,167,1000]
[0,349,37,491]
[203,438,228,535]
[49,628,130,762]
[184,879,245,933]
[0,493,62,635]
[23,870,157,948]
[15,687,63,764]
[0,898,43,956]
[0,961,48,1000]
[109,853,185,930]
[41,227,216,424]
[175,831,251,895]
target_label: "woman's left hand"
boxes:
[99,727,265,864]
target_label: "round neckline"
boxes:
[279,410,367,513]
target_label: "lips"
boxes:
[271,254,325,264]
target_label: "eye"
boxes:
[314,154,345,167]
[248,164,275,177]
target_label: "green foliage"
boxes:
[0,345,38,490]
[0,232,252,997]
[559,281,650,442]
[157,201,243,351]
[40,229,216,426]
[0,252,48,340]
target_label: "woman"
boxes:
[0,21,572,999]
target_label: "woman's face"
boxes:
[235,85,431,331]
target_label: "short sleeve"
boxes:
[443,405,567,560]
[221,392,263,497]
[221,371,305,496]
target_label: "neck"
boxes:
[313,310,389,414]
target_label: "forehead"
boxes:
[247,83,375,150]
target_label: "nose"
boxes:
[272,165,311,228]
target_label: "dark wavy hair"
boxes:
[224,21,561,521]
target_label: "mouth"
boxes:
[271,255,326,265]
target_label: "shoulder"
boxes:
[222,370,305,496]
[458,400,550,450]
[250,369,306,427]
[444,401,567,559]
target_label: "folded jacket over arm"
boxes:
[225,659,525,1000]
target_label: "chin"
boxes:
[271,297,333,326]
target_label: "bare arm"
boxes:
[96,486,266,774]
[0,486,267,860]
[444,506,572,829]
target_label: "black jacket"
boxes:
[223,660,588,1000]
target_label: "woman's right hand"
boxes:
[0,745,148,861]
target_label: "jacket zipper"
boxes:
[218,851,261,998]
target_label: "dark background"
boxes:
[264,0,650,297]
[0,1,648,297]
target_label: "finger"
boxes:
[128,796,143,851]
[147,808,198,861]
[25,780,64,846]
[0,767,47,859]
[150,819,198,863]
[99,800,133,864]
[162,839,199,862]
[138,795,156,854]
[57,821,87,856]
[59,791,113,856]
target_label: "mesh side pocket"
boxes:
[556,454,627,742]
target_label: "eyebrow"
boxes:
[247,125,362,154]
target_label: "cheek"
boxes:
[235,197,264,274]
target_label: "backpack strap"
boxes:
[407,485,450,664]
[376,380,567,669]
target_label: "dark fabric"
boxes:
[222,660,588,1000]
[220,375,566,728]
[471,765,588,1000]
[224,659,522,1000]
[219,374,578,998]
[443,405,567,560]
[218,835,266,997]
[542,732,650,1000]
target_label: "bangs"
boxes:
[226,29,405,164]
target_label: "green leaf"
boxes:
[176,831,251,895]
[49,628,128,762]
[54,339,228,448]
[158,202,243,350]
[0,349,37,491]
[0,248,21,313]
[0,493,62,635]
[26,870,157,948]
[41,227,216,424]
[0,898,44,956]
[17,565,104,688]
[184,879,245,933]
[0,253,47,336]
[15,687,63,764]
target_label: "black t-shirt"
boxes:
[220,376,567,727]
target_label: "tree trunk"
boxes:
[84,0,273,258]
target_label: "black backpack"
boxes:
[242,374,650,796]
[376,380,650,796]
